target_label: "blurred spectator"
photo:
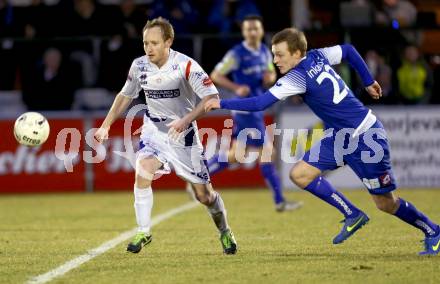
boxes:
[430,55,440,104]
[207,0,261,34]
[97,0,146,91]
[21,47,80,110]
[117,0,145,39]
[22,0,55,38]
[0,0,21,90]
[63,0,117,87]
[207,0,234,34]
[63,0,113,36]
[376,0,417,28]
[0,0,22,37]
[364,49,394,102]
[149,0,198,34]
[234,0,260,24]
[340,0,374,28]
[292,0,311,30]
[397,45,432,104]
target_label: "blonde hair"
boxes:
[272,28,307,56]
[143,17,174,42]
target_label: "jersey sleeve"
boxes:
[318,45,343,65]
[120,61,141,98]
[184,59,218,99]
[268,71,306,100]
[214,49,239,75]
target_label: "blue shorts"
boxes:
[232,112,266,147]
[303,120,397,195]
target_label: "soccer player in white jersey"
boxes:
[94,17,237,254]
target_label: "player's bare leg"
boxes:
[127,156,163,253]
[186,141,238,200]
[291,161,368,244]
[371,192,440,255]
[191,182,237,254]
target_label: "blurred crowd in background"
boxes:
[1,0,440,113]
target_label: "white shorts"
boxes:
[136,134,211,184]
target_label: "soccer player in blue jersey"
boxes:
[205,28,440,255]
[206,15,302,212]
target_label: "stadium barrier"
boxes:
[0,113,272,193]
[278,106,440,190]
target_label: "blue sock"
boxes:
[207,154,229,175]
[260,163,284,204]
[304,176,360,218]
[394,198,440,237]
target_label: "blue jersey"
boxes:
[269,46,375,134]
[215,41,274,98]
[219,45,397,193]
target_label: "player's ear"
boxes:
[165,38,173,48]
[293,49,302,58]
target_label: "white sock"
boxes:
[134,186,153,235]
[207,191,229,234]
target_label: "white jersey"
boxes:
[121,49,218,147]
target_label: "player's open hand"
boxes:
[166,118,190,133]
[204,98,221,112]
[235,85,251,97]
[167,118,191,142]
[365,81,382,100]
[94,127,109,143]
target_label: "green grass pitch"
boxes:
[1,189,439,284]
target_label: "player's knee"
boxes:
[289,167,309,189]
[195,191,212,205]
[135,175,152,189]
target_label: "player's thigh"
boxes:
[346,132,397,195]
[290,135,337,187]
[171,146,211,184]
[301,135,339,172]
[135,156,163,188]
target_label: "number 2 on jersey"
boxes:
[316,64,348,104]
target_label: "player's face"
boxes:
[272,41,302,74]
[143,27,172,66]
[242,20,264,45]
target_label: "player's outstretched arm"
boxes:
[340,44,382,100]
[340,45,374,86]
[94,93,133,143]
[167,94,219,133]
[218,91,279,112]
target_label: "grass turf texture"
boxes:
[0,189,439,284]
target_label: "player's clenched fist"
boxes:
[94,127,109,143]
[204,98,221,112]
[365,81,382,100]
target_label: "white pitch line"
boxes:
[27,201,199,284]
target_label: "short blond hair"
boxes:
[143,17,174,42]
[272,28,307,56]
